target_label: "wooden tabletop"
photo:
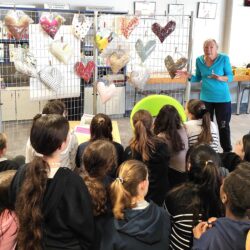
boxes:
[233,75,250,82]
[145,73,250,84]
[69,120,121,144]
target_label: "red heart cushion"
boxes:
[75,61,95,82]
[151,21,176,43]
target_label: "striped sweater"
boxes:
[184,119,220,152]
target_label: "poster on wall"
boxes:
[29,24,81,100]
[244,0,250,6]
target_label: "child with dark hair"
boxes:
[80,140,117,250]
[124,110,170,206]
[101,160,171,250]
[0,170,17,250]
[185,99,220,152]
[0,133,21,172]
[220,133,250,172]
[10,114,94,250]
[154,104,188,187]
[166,144,223,250]
[25,100,78,170]
[75,113,124,176]
[192,162,250,249]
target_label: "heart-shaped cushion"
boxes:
[50,41,73,64]
[39,66,62,91]
[75,61,95,82]
[4,10,33,40]
[164,55,188,79]
[95,29,113,52]
[72,14,92,41]
[135,39,156,63]
[151,21,176,43]
[97,81,116,104]
[40,14,65,39]
[109,52,130,74]
[14,51,37,78]
[129,64,150,90]
[100,36,130,60]
[121,17,139,39]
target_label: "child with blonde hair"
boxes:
[101,160,171,250]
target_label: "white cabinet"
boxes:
[16,89,40,120]
[84,86,125,115]
[0,87,41,121]
[0,89,16,121]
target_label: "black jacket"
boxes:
[9,165,95,250]
[124,142,170,206]
[100,201,171,250]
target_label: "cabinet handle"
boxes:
[17,93,20,97]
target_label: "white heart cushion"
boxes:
[129,64,150,90]
[39,66,62,91]
[14,61,37,78]
[72,14,92,41]
[97,81,116,104]
[50,41,73,64]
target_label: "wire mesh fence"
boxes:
[0,6,192,156]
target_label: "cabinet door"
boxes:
[84,86,125,115]
[84,87,106,114]
[16,89,40,120]
[0,90,16,121]
[39,100,48,113]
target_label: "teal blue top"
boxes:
[191,53,233,102]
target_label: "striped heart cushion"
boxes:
[39,66,62,91]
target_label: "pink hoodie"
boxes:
[0,210,17,250]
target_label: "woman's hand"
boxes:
[208,70,228,82]
[176,70,191,79]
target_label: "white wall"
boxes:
[224,0,250,67]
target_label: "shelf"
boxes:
[0,39,29,44]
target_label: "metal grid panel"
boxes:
[0,7,192,157]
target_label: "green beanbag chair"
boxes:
[130,94,186,127]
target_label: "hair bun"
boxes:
[197,107,209,118]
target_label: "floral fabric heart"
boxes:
[40,13,65,39]
[109,52,130,74]
[129,64,150,90]
[72,14,92,41]
[95,29,113,52]
[135,39,156,63]
[4,10,33,40]
[100,36,130,60]
[39,66,62,91]
[121,17,139,39]
[50,40,73,64]
[75,61,95,82]
[97,81,116,104]
[164,55,188,79]
[151,21,176,43]
[14,50,37,78]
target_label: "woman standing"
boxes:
[178,39,233,152]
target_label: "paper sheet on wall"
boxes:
[29,24,81,100]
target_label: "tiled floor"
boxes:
[3,113,250,158]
